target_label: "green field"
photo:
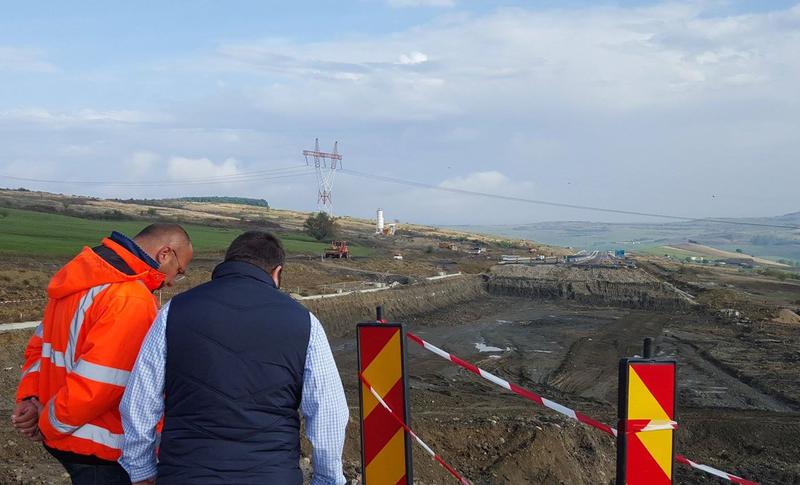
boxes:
[0,208,370,257]
[633,245,708,260]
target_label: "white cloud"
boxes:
[0,46,56,72]
[166,156,240,181]
[440,171,532,194]
[62,145,90,155]
[192,3,800,124]
[73,109,171,123]
[126,151,161,179]
[0,108,171,125]
[398,51,429,65]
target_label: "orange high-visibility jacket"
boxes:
[16,237,165,461]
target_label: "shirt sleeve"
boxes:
[300,313,349,485]
[118,301,169,482]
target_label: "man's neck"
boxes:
[109,231,160,269]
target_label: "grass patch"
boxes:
[757,267,800,281]
[0,208,371,257]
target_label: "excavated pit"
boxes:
[486,264,693,311]
[3,265,794,484]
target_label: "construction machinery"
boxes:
[467,246,487,255]
[375,208,398,236]
[324,240,350,259]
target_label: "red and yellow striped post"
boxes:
[357,322,413,485]
[617,339,677,485]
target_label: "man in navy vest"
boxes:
[119,231,349,484]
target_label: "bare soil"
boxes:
[4,291,799,484]
[0,208,797,483]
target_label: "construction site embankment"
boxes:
[305,274,488,337]
[304,264,696,338]
[485,264,693,311]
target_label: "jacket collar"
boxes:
[212,260,276,288]
[101,237,166,291]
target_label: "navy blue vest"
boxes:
[158,261,311,484]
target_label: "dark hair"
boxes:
[134,223,191,243]
[225,231,285,271]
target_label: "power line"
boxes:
[0,165,314,187]
[2,162,796,230]
[0,165,311,185]
[340,168,800,230]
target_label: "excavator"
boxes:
[324,240,350,259]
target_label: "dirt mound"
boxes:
[773,308,800,324]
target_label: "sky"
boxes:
[1,1,798,226]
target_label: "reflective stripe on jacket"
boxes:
[16,237,164,461]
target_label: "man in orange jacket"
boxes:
[10,223,193,485]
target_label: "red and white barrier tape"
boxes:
[676,456,758,485]
[404,331,759,485]
[406,332,616,436]
[359,373,470,485]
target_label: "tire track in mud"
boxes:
[676,408,800,484]
[544,313,668,403]
[667,331,800,412]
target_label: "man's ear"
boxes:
[271,265,283,288]
[155,246,171,265]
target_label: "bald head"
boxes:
[134,223,193,287]
[134,223,191,246]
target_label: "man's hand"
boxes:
[11,398,44,441]
[132,479,156,485]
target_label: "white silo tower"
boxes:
[377,208,385,234]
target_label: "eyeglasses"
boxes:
[168,248,187,282]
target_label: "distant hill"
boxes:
[771,211,800,225]
[449,212,800,264]
[116,196,270,208]
[175,196,270,207]
[0,188,546,252]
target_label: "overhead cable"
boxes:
[339,168,800,230]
